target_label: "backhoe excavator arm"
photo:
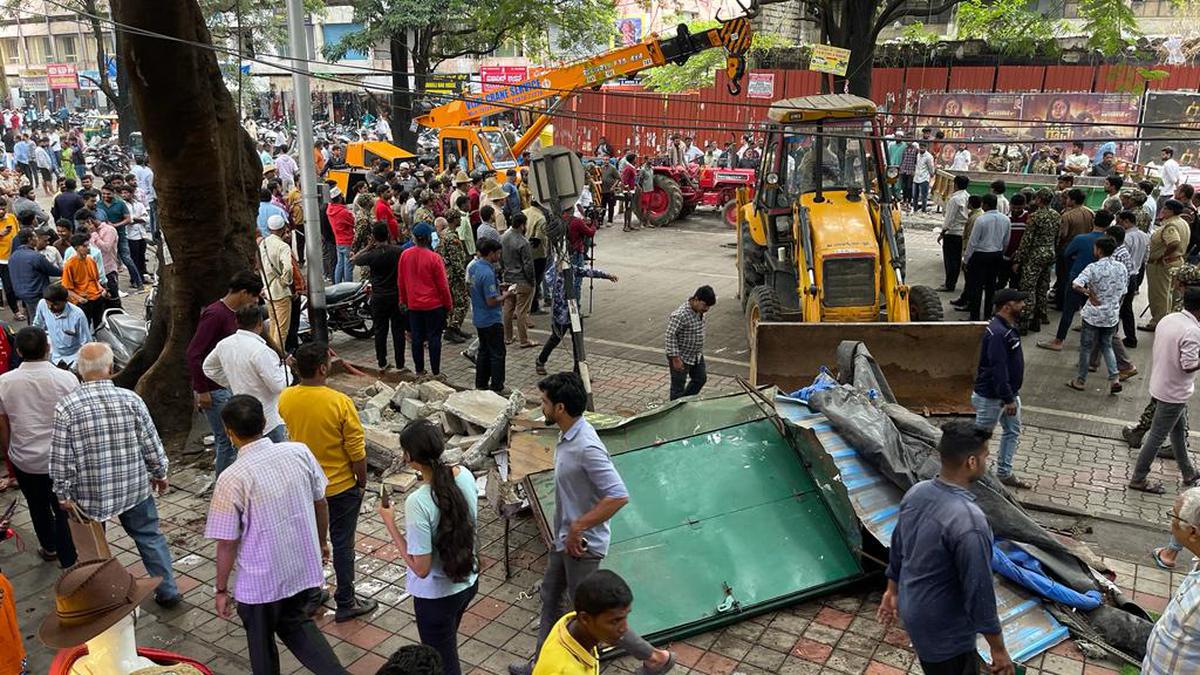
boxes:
[414,11,755,131]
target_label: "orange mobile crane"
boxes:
[413,4,756,182]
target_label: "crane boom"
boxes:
[415,17,753,131]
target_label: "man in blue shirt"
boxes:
[467,237,509,392]
[972,288,1030,490]
[509,372,673,675]
[878,420,1015,675]
[13,134,33,187]
[256,188,289,238]
[9,230,62,317]
[33,284,92,367]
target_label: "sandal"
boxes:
[1128,479,1167,494]
[1110,381,1123,395]
[1153,547,1178,570]
[1066,379,1086,391]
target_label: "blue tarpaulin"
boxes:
[992,539,1103,610]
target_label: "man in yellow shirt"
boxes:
[533,570,634,675]
[0,197,22,319]
[278,341,377,623]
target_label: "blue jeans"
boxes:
[204,388,236,478]
[266,424,287,443]
[119,496,179,600]
[913,181,930,212]
[972,392,1022,477]
[116,226,144,288]
[1078,321,1118,382]
[334,244,352,284]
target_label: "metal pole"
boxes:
[284,0,327,343]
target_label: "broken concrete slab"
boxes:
[399,397,425,420]
[363,425,399,473]
[461,391,526,471]
[390,382,421,409]
[443,389,513,428]
[367,388,395,413]
[418,380,456,404]
[383,471,420,493]
[358,407,383,426]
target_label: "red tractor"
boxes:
[636,162,756,228]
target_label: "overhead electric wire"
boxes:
[23,0,1200,145]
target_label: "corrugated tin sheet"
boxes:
[995,66,1045,92]
[1043,65,1096,92]
[773,397,1070,666]
[948,66,996,92]
[525,407,867,644]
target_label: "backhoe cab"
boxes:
[738,94,984,413]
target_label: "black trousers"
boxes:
[669,356,707,400]
[12,465,76,568]
[413,581,479,675]
[531,257,547,312]
[918,649,983,674]
[327,486,362,608]
[941,234,963,291]
[79,298,105,329]
[475,323,506,392]
[600,191,617,222]
[285,297,302,353]
[408,307,446,374]
[370,294,406,368]
[538,321,571,367]
[0,263,18,313]
[237,587,344,675]
[965,251,1004,321]
[1121,270,1143,339]
[1053,253,1068,309]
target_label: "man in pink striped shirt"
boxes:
[205,395,344,674]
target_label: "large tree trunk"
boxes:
[390,31,415,149]
[110,0,258,440]
[826,0,877,98]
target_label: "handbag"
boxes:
[67,503,111,561]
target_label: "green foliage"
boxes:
[956,0,1061,57]
[897,22,941,47]
[641,17,794,93]
[1076,0,1141,56]
[322,0,615,73]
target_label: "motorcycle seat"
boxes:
[325,282,363,305]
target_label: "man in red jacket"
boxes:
[373,183,399,241]
[398,222,453,375]
[326,187,355,283]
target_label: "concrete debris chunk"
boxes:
[383,471,419,493]
[358,407,382,426]
[399,397,425,420]
[390,382,421,409]
[442,389,514,428]
[418,380,456,404]
[460,391,526,471]
[366,388,394,413]
[441,448,464,466]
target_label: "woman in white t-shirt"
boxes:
[378,419,479,675]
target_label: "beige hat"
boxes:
[453,170,471,185]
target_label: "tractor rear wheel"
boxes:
[908,284,944,322]
[637,174,683,227]
[723,199,739,229]
[677,201,696,219]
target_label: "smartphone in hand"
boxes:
[380,484,391,509]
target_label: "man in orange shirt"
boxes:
[61,233,107,328]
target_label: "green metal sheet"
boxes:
[526,417,865,642]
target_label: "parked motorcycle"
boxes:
[293,280,375,340]
[95,307,148,370]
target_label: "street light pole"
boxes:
[284,0,327,343]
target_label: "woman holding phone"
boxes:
[378,419,479,675]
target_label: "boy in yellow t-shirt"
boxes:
[533,571,634,675]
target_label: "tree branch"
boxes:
[432,23,519,60]
[877,0,964,30]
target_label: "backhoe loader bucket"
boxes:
[750,321,988,414]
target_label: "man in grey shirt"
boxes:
[500,213,537,348]
[963,192,1012,321]
[510,373,674,675]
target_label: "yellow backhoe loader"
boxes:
[736,94,985,412]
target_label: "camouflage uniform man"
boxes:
[1015,189,1060,332]
[438,223,471,342]
[983,145,1009,173]
[1031,148,1058,175]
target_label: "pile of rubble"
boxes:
[353,379,526,494]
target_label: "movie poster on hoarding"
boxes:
[916,93,1023,169]
[1019,93,1139,161]
[1137,91,1200,179]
